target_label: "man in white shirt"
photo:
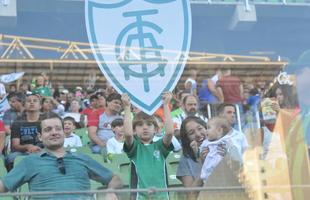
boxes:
[217,103,248,155]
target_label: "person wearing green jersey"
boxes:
[122,92,174,200]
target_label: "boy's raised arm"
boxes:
[121,94,134,147]
[162,92,174,147]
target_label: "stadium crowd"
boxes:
[0,68,300,199]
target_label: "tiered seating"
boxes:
[74,128,90,146]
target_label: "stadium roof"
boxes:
[0,34,287,89]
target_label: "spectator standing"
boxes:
[31,74,52,97]
[122,92,174,200]
[216,69,243,105]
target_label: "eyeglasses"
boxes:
[56,157,66,175]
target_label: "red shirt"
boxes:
[0,120,5,133]
[87,108,105,127]
[217,75,242,104]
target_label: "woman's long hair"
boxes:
[180,116,206,162]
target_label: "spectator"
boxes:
[3,92,25,135]
[198,69,221,106]
[0,113,122,199]
[247,88,261,109]
[107,118,124,154]
[216,69,243,106]
[89,93,123,154]
[198,79,218,106]
[63,116,82,148]
[63,98,85,129]
[217,104,248,155]
[41,96,65,117]
[18,81,31,95]
[270,82,299,110]
[96,92,106,114]
[173,95,208,139]
[5,93,44,171]
[74,86,84,101]
[8,84,16,93]
[184,67,198,96]
[86,92,106,130]
[122,92,174,200]
[200,117,242,182]
[171,90,190,118]
[31,74,52,97]
[66,91,75,110]
[176,116,210,200]
[81,94,98,124]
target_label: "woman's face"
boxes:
[276,88,284,105]
[185,120,206,146]
[70,100,80,112]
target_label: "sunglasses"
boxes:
[56,157,66,175]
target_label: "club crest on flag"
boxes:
[86,0,191,114]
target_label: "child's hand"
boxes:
[121,93,131,108]
[200,146,209,161]
[162,91,172,105]
[217,143,227,157]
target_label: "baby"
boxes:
[200,117,241,181]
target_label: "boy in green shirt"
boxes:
[122,92,174,200]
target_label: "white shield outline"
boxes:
[85,0,191,114]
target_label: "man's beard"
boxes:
[186,109,197,116]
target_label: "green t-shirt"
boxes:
[171,108,183,118]
[124,136,173,200]
[32,86,52,97]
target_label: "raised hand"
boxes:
[162,91,172,105]
[121,93,131,108]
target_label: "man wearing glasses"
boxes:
[0,112,122,200]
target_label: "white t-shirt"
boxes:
[64,133,82,148]
[106,137,124,154]
[153,133,182,152]
[229,128,248,155]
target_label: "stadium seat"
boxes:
[110,153,131,188]
[69,146,92,154]
[166,152,182,187]
[74,128,90,146]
